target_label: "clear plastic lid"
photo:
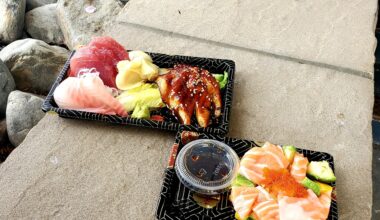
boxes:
[175,139,240,195]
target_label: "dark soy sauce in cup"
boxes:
[177,141,239,208]
[175,139,240,208]
[185,144,231,182]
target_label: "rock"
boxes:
[0,144,15,162]
[0,119,7,144]
[25,4,64,45]
[26,0,57,11]
[0,39,69,95]
[22,31,30,39]
[0,59,15,117]
[6,91,45,146]
[56,0,123,49]
[0,0,26,43]
[0,118,13,162]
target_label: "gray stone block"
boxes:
[56,0,123,49]
[118,0,377,75]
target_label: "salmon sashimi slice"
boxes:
[230,186,259,219]
[252,200,279,220]
[318,190,332,218]
[251,186,278,220]
[278,189,327,220]
[239,142,289,185]
[54,75,128,117]
[290,153,309,182]
[255,186,273,204]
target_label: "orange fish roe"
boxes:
[262,168,308,198]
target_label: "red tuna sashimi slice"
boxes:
[252,200,279,220]
[89,36,129,61]
[239,142,289,185]
[69,46,117,87]
[278,189,327,220]
[230,186,259,219]
[54,75,128,117]
[69,37,129,88]
[69,46,115,74]
[290,153,309,182]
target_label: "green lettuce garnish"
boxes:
[212,71,228,89]
[131,104,150,119]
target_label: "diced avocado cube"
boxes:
[307,161,336,183]
[232,174,255,187]
[282,145,297,163]
[302,177,321,196]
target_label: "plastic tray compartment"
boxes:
[156,131,338,220]
[42,51,235,135]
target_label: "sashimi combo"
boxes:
[53,37,228,128]
[230,142,336,220]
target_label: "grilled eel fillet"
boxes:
[156,64,222,127]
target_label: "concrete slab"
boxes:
[0,114,175,219]
[0,22,374,219]
[109,23,375,219]
[118,0,377,76]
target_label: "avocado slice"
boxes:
[307,161,336,183]
[282,145,297,163]
[235,213,239,220]
[232,174,255,187]
[301,177,320,196]
[235,212,256,220]
[316,181,333,194]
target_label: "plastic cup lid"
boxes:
[175,139,240,194]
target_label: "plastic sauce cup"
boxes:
[175,139,240,195]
